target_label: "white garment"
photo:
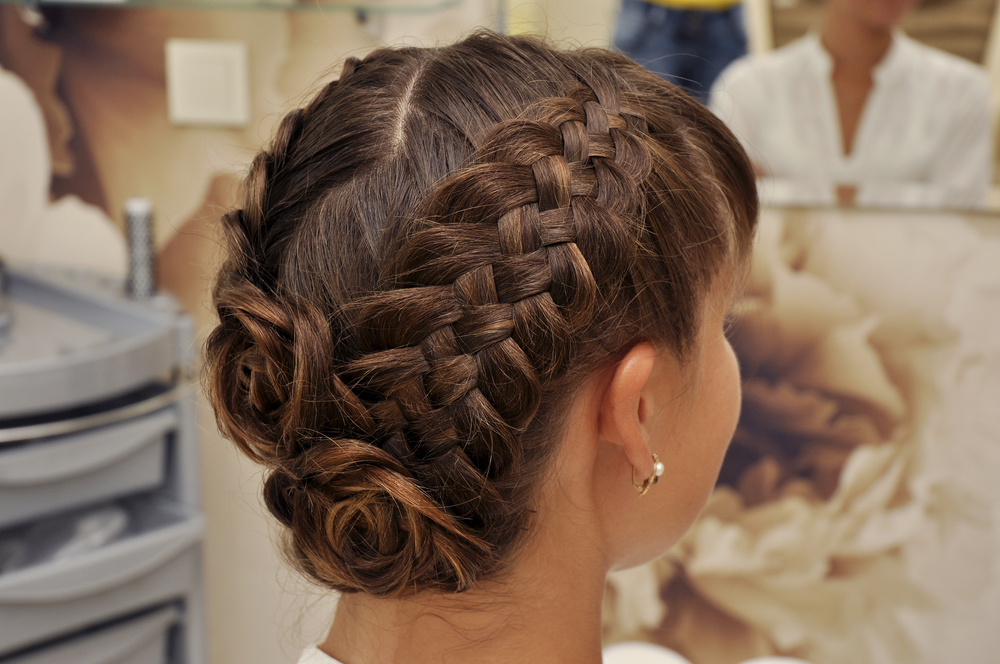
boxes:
[297,643,810,664]
[709,32,993,209]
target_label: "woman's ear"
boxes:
[598,342,659,480]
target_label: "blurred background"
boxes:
[0,2,998,664]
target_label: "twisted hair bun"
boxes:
[205,32,757,596]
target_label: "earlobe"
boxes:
[598,342,659,479]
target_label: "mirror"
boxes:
[708,0,999,212]
[510,0,1000,213]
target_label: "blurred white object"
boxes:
[165,39,250,127]
[604,642,694,664]
[606,564,667,634]
[28,197,128,278]
[0,66,47,258]
[603,642,813,664]
[0,66,126,278]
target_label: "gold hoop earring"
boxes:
[632,453,664,496]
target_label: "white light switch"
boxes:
[165,39,250,127]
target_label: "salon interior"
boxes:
[0,1,998,663]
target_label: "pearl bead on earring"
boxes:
[632,453,664,496]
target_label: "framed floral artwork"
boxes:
[604,207,1000,664]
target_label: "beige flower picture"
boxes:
[605,208,1000,664]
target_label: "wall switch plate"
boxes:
[165,39,250,127]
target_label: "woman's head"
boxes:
[205,31,757,598]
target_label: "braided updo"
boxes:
[205,32,757,597]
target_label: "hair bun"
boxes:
[208,275,371,465]
[263,440,492,595]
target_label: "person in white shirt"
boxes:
[204,31,810,664]
[709,0,993,209]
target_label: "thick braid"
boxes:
[319,79,657,591]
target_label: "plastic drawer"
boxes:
[5,605,180,664]
[0,409,177,529]
[0,515,203,655]
[0,269,183,419]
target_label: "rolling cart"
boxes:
[0,265,205,664]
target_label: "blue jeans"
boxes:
[613,0,748,104]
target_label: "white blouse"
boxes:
[297,642,810,664]
[709,32,993,209]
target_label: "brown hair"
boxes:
[205,31,757,598]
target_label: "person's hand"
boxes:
[835,184,858,206]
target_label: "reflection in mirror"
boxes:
[708,0,997,211]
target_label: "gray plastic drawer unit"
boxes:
[4,603,180,664]
[0,512,202,654]
[0,267,205,664]
[0,270,187,419]
[0,407,177,529]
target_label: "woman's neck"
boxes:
[320,485,609,664]
[819,7,896,156]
